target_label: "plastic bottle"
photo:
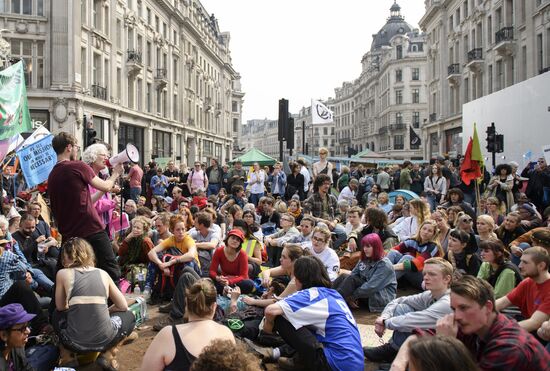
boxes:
[137,272,145,290]
[134,284,141,295]
[37,243,46,261]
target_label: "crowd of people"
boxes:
[0,135,549,370]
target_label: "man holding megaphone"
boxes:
[47,132,132,282]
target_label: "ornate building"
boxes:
[0,0,243,165]
[332,2,428,160]
[420,0,550,159]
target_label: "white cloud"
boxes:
[200,0,426,122]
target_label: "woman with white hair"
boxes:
[82,143,121,239]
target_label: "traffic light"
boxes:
[495,134,504,153]
[286,117,294,150]
[84,115,97,148]
[278,99,289,141]
[486,123,496,152]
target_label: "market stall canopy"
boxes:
[229,147,277,166]
[352,149,384,159]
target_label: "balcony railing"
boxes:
[155,68,167,79]
[467,48,483,62]
[495,27,514,43]
[429,113,437,122]
[390,123,406,130]
[91,84,107,100]
[378,126,388,135]
[448,63,460,75]
[394,144,404,150]
[127,50,142,63]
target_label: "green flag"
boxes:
[0,61,32,140]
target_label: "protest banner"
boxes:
[0,61,32,140]
[16,134,56,188]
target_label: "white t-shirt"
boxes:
[308,247,340,281]
[337,186,355,205]
[249,170,266,194]
[300,166,311,192]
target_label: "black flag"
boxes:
[410,126,421,146]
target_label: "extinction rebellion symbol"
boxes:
[316,104,332,120]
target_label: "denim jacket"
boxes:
[350,257,397,311]
[268,171,287,195]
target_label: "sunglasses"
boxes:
[461,218,472,223]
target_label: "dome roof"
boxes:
[370,2,413,51]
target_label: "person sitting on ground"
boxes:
[264,213,300,267]
[509,227,550,265]
[210,229,255,294]
[511,193,537,212]
[391,275,550,371]
[146,214,200,296]
[351,207,399,255]
[233,219,263,278]
[441,188,477,221]
[392,199,431,242]
[303,174,347,249]
[406,335,478,371]
[387,220,442,289]
[242,210,263,241]
[338,178,359,206]
[363,257,454,364]
[263,256,364,370]
[284,215,315,250]
[186,212,219,276]
[485,196,505,226]
[517,203,543,231]
[190,339,261,371]
[307,226,340,281]
[333,233,396,310]
[0,304,36,371]
[118,216,154,272]
[377,192,394,215]
[141,279,235,371]
[495,246,550,334]
[477,239,522,299]
[476,214,498,243]
[538,320,550,352]
[444,228,482,276]
[454,212,480,255]
[343,206,365,245]
[286,199,303,226]
[495,211,526,248]
[260,244,308,300]
[258,197,280,237]
[53,238,135,369]
[150,212,172,245]
[431,209,451,253]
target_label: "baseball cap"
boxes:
[0,304,36,330]
[226,229,245,243]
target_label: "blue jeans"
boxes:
[386,250,424,289]
[389,303,416,349]
[145,257,201,290]
[426,194,439,212]
[332,224,348,249]
[130,187,142,202]
[249,192,264,207]
[207,183,221,197]
[511,242,531,266]
[31,268,54,293]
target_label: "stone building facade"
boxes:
[0,0,243,166]
[420,0,550,159]
[332,2,428,160]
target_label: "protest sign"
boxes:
[0,61,32,140]
[16,134,56,188]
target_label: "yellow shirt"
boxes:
[159,234,199,265]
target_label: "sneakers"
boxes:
[158,301,173,314]
[278,355,306,371]
[153,316,182,331]
[243,338,275,363]
[363,343,398,363]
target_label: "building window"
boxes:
[92,116,110,144]
[396,45,403,59]
[394,135,404,150]
[10,39,45,88]
[232,101,238,113]
[93,0,102,31]
[233,118,238,133]
[395,69,402,82]
[464,77,469,103]
[412,89,420,103]
[146,41,152,66]
[395,112,403,125]
[137,79,142,111]
[496,60,503,91]
[119,123,144,166]
[146,82,151,112]
[152,130,172,158]
[395,90,403,104]
[488,64,493,93]
[413,112,420,128]
[412,68,420,80]
[537,33,543,72]
[146,7,151,24]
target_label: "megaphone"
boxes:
[107,144,140,167]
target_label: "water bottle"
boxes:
[134,284,141,295]
[137,272,145,290]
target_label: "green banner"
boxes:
[0,61,32,140]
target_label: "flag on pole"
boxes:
[311,99,333,124]
[0,61,32,140]
[0,134,24,162]
[460,124,483,185]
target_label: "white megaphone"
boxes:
[107,143,140,167]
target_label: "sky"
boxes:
[199,0,427,123]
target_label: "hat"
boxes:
[0,304,36,330]
[520,203,536,215]
[226,229,245,243]
[164,196,174,204]
[6,207,20,221]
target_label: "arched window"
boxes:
[396,45,403,59]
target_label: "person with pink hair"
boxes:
[333,233,397,310]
